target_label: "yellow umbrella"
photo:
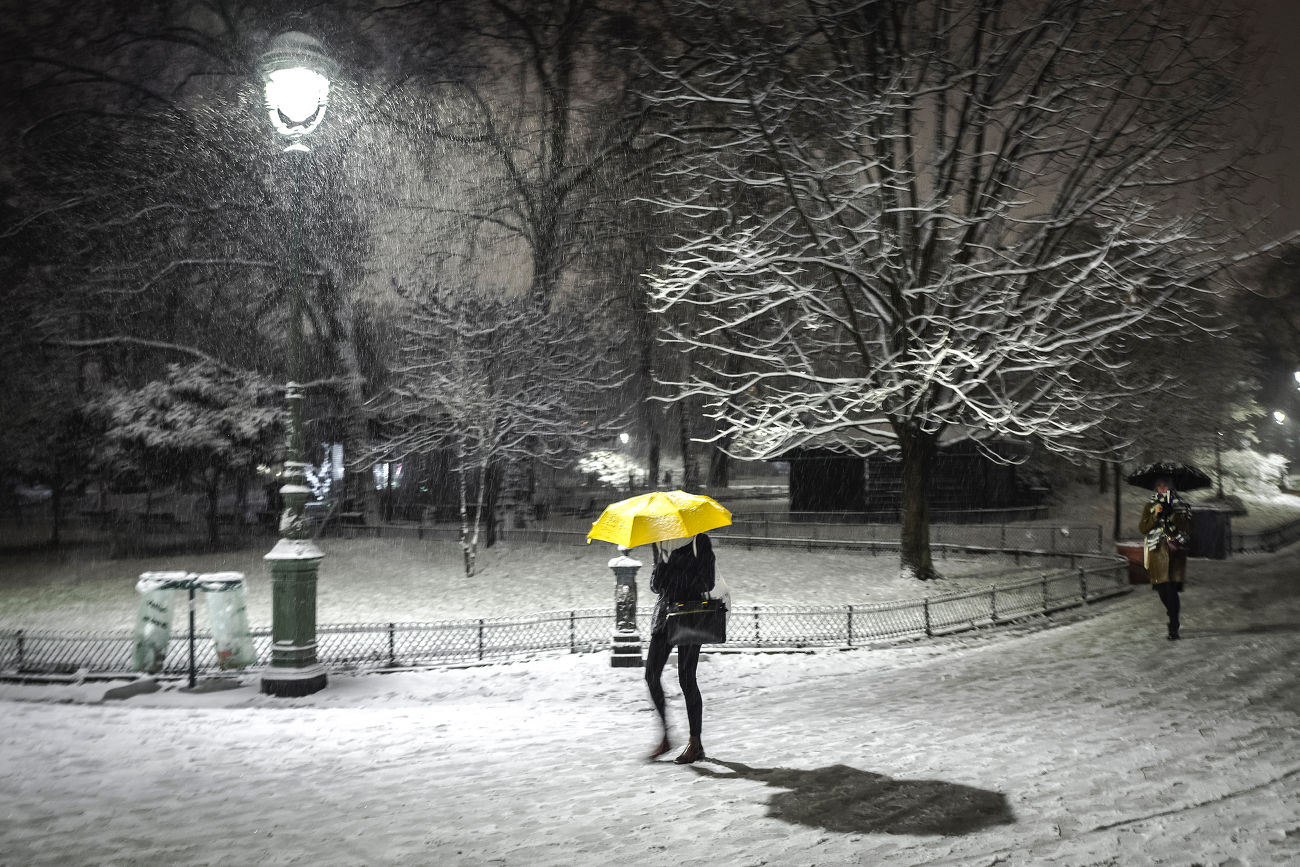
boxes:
[586,490,732,548]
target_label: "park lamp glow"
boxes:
[259,31,336,152]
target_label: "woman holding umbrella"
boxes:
[1134,468,1197,640]
[645,532,719,764]
[586,490,732,764]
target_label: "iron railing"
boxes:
[1231,517,1300,555]
[0,558,1127,679]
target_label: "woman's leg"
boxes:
[672,644,706,764]
[644,631,671,724]
[1156,582,1181,638]
[677,643,703,738]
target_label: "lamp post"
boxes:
[258,31,336,697]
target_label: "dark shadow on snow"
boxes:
[1190,622,1300,637]
[691,759,1015,836]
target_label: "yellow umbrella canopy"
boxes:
[586,490,732,548]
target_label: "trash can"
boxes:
[133,571,189,673]
[197,572,257,670]
[1115,541,1148,584]
[1189,509,1231,559]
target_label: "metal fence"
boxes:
[1231,517,1300,555]
[0,558,1127,680]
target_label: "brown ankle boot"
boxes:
[647,735,672,760]
[673,737,705,764]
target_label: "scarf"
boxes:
[1144,490,1192,556]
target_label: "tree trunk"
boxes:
[319,273,380,524]
[205,469,222,549]
[678,401,698,491]
[483,461,502,548]
[707,443,731,488]
[457,461,473,578]
[898,426,939,581]
[1112,460,1123,542]
[1098,459,1109,494]
[1215,432,1225,498]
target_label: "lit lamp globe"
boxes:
[259,31,337,151]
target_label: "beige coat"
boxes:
[1139,502,1190,585]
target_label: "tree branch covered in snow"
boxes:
[643,0,1272,578]
[91,362,283,546]
[375,282,627,573]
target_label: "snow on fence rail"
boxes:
[0,559,1127,680]
[1231,517,1300,555]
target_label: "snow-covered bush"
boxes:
[576,450,643,487]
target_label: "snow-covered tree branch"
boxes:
[645,0,1269,579]
[376,282,626,574]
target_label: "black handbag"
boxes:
[666,598,728,645]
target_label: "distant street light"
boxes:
[1275,410,1287,425]
[257,31,336,698]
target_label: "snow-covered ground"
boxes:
[2,539,1298,866]
[4,484,1295,634]
[0,533,1031,632]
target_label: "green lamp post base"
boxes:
[261,536,327,697]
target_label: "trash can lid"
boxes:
[137,571,194,593]
[195,571,246,591]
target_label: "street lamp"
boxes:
[258,31,336,697]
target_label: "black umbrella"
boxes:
[1125,461,1212,492]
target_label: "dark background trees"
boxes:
[0,0,1294,559]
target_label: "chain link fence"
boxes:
[0,557,1127,679]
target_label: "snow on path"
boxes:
[2,548,1299,866]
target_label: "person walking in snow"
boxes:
[1138,477,1192,640]
[644,532,725,764]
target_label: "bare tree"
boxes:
[645,0,1276,579]
[378,283,625,574]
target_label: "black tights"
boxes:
[1156,582,1181,633]
[645,633,703,738]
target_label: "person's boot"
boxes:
[647,733,672,761]
[673,736,705,764]
[1168,620,1180,640]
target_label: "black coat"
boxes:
[649,533,716,634]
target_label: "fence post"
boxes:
[15,630,23,668]
[754,606,761,644]
[1042,574,1049,611]
[924,599,932,638]
[187,585,197,689]
[847,605,854,647]
[990,585,998,623]
[477,619,485,660]
[388,622,396,667]
[1079,568,1088,603]
[569,611,576,653]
